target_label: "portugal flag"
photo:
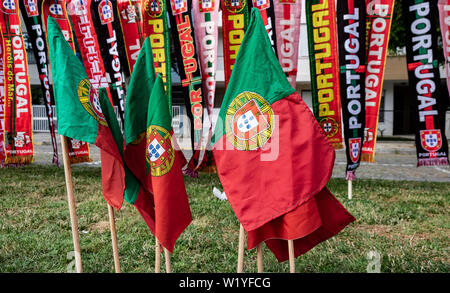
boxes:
[47,17,124,210]
[212,9,355,262]
[144,75,192,252]
[124,38,191,251]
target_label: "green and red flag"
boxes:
[124,37,189,251]
[144,75,192,251]
[212,9,355,262]
[123,37,156,206]
[47,17,124,210]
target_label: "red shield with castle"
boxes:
[199,0,214,12]
[420,129,442,152]
[170,0,187,15]
[232,99,270,141]
[224,0,243,12]
[25,0,39,17]
[252,0,269,10]
[99,0,114,24]
[349,138,361,163]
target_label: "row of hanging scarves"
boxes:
[1,0,304,171]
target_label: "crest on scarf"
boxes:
[225,91,274,151]
[349,137,361,163]
[146,125,175,176]
[420,129,442,152]
[170,0,187,15]
[252,0,269,10]
[144,0,163,17]
[1,0,17,14]
[49,1,64,19]
[224,0,246,13]
[25,0,39,16]
[99,0,114,24]
[78,78,107,126]
[319,117,339,138]
[199,0,214,12]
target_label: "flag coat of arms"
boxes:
[47,17,125,210]
[212,9,355,262]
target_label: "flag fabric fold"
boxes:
[47,17,124,210]
[212,9,355,262]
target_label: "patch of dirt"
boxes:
[90,221,110,233]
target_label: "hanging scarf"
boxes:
[0,0,34,165]
[438,0,450,99]
[167,0,205,173]
[337,0,366,180]
[90,0,127,124]
[361,0,394,162]
[404,0,449,166]
[274,0,301,89]
[249,0,277,56]
[0,32,4,167]
[20,0,59,166]
[41,0,92,164]
[67,0,113,100]
[191,0,218,173]
[305,0,343,149]
[221,0,250,88]
[141,0,172,109]
[117,0,143,74]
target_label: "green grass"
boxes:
[0,165,449,273]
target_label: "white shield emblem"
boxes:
[49,4,63,16]
[174,0,184,9]
[201,0,212,9]
[424,133,438,148]
[148,138,166,162]
[102,6,112,18]
[237,110,259,134]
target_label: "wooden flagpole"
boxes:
[155,237,161,273]
[237,224,245,273]
[60,135,83,273]
[288,240,295,273]
[256,243,263,273]
[164,248,172,273]
[348,180,353,200]
[107,204,121,273]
